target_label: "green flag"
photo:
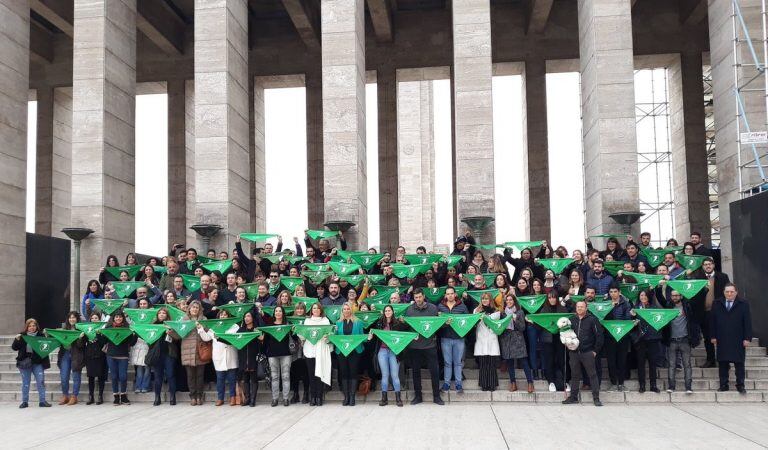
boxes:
[527,313,574,334]
[603,261,625,277]
[130,324,167,345]
[201,259,232,274]
[280,277,304,293]
[336,250,368,262]
[75,322,106,341]
[124,308,159,325]
[302,270,333,284]
[635,273,667,288]
[92,299,125,315]
[260,305,296,317]
[98,327,134,345]
[364,287,398,307]
[340,274,366,286]
[165,320,195,338]
[589,234,627,240]
[620,283,650,302]
[240,233,278,242]
[423,287,447,304]
[328,334,368,356]
[517,294,547,314]
[634,308,680,331]
[151,265,167,274]
[477,273,499,287]
[538,258,574,275]
[587,301,614,320]
[44,328,82,349]
[354,311,381,328]
[304,263,330,272]
[240,283,260,301]
[601,320,636,342]
[366,274,386,284]
[465,289,500,303]
[291,296,319,308]
[472,243,503,250]
[196,255,215,264]
[403,316,449,338]
[482,314,513,335]
[165,305,186,321]
[306,229,339,240]
[404,254,443,266]
[261,254,283,264]
[217,302,254,318]
[294,324,335,344]
[371,329,418,355]
[269,283,280,297]
[446,313,483,337]
[442,255,464,268]
[22,335,60,358]
[180,274,201,292]
[198,317,241,335]
[390,263,431,279]
[503,241,544,253]
[285,256,308,265]
[258,325,293,342]
[666,279,709,299]
[105,265,143,280]
[110,281,145,299]
[388,303,411,317]
[329,261,361,276]
[675,254,707,271]
[349,253,385,270]
[570,295,587,303]
[286,316,306,325]
[216,331,262,350]
[324,305,344,323]
[641,248,668,268]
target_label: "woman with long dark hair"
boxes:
[301,302,332,406]
[630,290,662,393]
[99,255,120,284]
[499,294,534,393]
[105,311,138,405]
[238,310,266,407]
[83,312,107,405]
[81,280,104,320]
[150,307,179,406]
[57,311,85,405]
[266,306,292,407]
[535,291,568,392]
[371,304,407,407]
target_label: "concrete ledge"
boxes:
[671,391,716,402]
[491,391,537,402]
[625,391,671,403]
[581,391,625,403]
[448,391,492,402]
[715,391,764,402]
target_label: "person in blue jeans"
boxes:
[57,312,85,405]
[371,305,407,407]
[197,309,240,406]
[437,287,468,393]
[12,318,52,408]
[104,312,138,405]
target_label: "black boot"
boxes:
[349,380,356,406]
[341,380,350,406]
[379,392,388,406]
[411,391,423,405]
[120,394,130,405]
[170,392,176,406]
[290,390,299,404]
[97,392,103,405]
[249,380,258,407]
[302,388,309,404]
[86,394,95,405]
[242,378,251,407]
[153,394,161,406]
[318,391,324,406]
[395,392,403,407]
[309,395,317,406]
[113,394,120,405]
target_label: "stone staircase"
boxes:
[2,335,767,404]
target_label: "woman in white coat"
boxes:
[197,310,239,406]
[300,302,333,406]
[474,292,500,392]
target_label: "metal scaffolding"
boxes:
[703,65,720,246]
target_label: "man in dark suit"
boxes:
[710,283,753,393]
[689,257,730,368]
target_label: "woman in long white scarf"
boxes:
[301,302,333,406]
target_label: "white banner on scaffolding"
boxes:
[740,131,768,144]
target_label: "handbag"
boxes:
[144,343,161,366]
[288,335,300,355]
[255,353,270,381]
[357,375,372,395]
[197,340,212,364]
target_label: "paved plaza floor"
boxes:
[2,402,767,449]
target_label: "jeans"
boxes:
[106,357,129,394]
[525,327,539,370]
[20,364,46,403]
[269,355,292,400]
[378,348,401,392]
[216,369,238,400]
[667,338,692,390]
[440,338,465,385]
[134,365,152,392]
[59,349,81,396]
[153,355,177,396]
[506,358,533,383]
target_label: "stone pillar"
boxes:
[577,0,640,236]
[250,78,266,233]
[668,52,710,242]
[452,0,495,241]
[397,80,437,251]
[321,0,367,249]
[522,59,551,241]
[306,70,324,229]
[72,0,137,294]
[34,86,54,235]
[378,66,398,253]
[184,80,196,246]
[194,0,250,252]
[167,79,187,248]
[0,0,29,332]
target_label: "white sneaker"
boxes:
[685,389,693,394]
[548,383,556,392]
[565,383,571,392]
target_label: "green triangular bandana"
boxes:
[404,254,443,266]
[22,335,60,358]
[261,306,295,317]
[341,274,366,286]
[424,287,447,304]
[124,308,160,325]
[259,325,293,342]
[130,324,167,345]
[98,327,134,345]
[526,313,574,334]
[465,289,500,303]
[180,274,201,292]
[447,313,483,337]
[151,265,167,274]
[371,329,418,355]
[285,256,308,265]
[482,314,513,335]
[111,282,145,299]
[587,301,614,320]
[390,263,431,279]
[217,302,254,318]
[92,299,125,315]
[603,261,625,277]
[354,311,381,328]
[477,273,499,288]
[666,280,709,299]
[473,244,503,250]
[503,241,544,253]
[302,270,333,284]
[291,297,318,309]
[261,254,283,265]
[364,288,398,307]
[350,253,385,270]
[336,250,368,262]
[268,283,279,297]
[240,233,278,242]
[198,317,241,335]
[641,248,668,268]
[569,295,587,303]
[329,261,361,276]
[388,303,411,317]
[280,277,304,293]
[303,263,330,272]
[75,322,106,341]
[600,320,636,342]
[675,254,707,271]
[286,316,306,325]
[294,324,335,345]
[403,316,449,338]
[105,265,143,280]
[240,283,260,301]
[366,274,386,284]
[635,274,667,288]
[619,283,650,302]
[216,331,262,350]
[44,329,81,349]
[538,258,574,275]
[196,256,215,264]
[589,234,627,240]
[442,255,464,268]
[201,259,232,274]
[324,305,344,323]
[165,320,195,338]
[306,229,339,240]
[328,334,368,356]
[634,308,680,331]
[517,295,547,314]
[165,306,186,321]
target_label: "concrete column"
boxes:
[377,66,399,253]
[250,77,266,233]
[194,0,251,252]
[167,79,187,248]
[321,0,367,249]
[522,59,551,241]
[0,0,29,332]
[397,80,436,252]
[184,80,196,246]
[669,52,711,242]
[452,0,495,240]
[577,0,640,236]
[72,0,137,294]
[34,86,54,235]
[306,70,324,229]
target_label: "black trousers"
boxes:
[408,347,440,395]
[718,361,746,388]
[305,358,323,398]
[241,370,259,400]
[604,337,630,385]
[700,312,716,362]
[290,358,309,394]
[339,352,361,389]
[568,351,600,399]
[635,340,660,388]
[540,341,566,390]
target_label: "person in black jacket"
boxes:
[710,284,753,393]
[563,300,604,406]
[603,287,633,392]
[83,312,107,405]
[630,290,662,393]
[12,318,52,408]
[662,291,700,393]
[238,310,267,407]
[689,257,730,368]
[104,312,138,405]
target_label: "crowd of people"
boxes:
[13,230,754,409]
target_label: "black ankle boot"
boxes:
[395,392,403,407]
[153,394,161,406]
[309,396,317,406]
[97,392,104,405]
[379,392,388,406]
[113,394,120,405]
[341,380,350,406]
[120,394,130,405]
[170,393,176,405]
[302,390,309,404]
[86,394,95,405]
[349,382,356,406]
[290,390,299,404]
